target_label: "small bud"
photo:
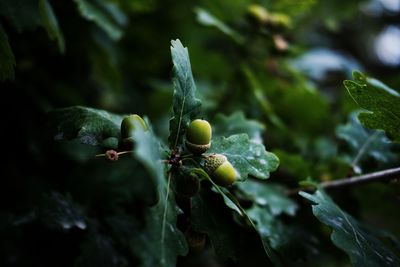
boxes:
[105,150,119,161]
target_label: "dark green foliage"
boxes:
[49,106,125,146]
[2,1,400,267]
[300,189,400,267]
[0,24,15,80]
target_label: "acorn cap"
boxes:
[204,154,237,186]
[185,140,211,155]
[204,154,227,174]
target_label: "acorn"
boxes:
[204,154,237,187]
[121,114,148,138]
[247,5,291,31]
[185,119,212,155]
[247,4,269,24]
[268,13,292,30]
[120,114,148,150]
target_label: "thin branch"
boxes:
[288,167,400,195]
[320,167,400,189]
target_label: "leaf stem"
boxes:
[160,172,172,265]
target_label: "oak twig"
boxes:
[288,167,400,195]
[320,167,400,189]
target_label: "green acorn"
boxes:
[268,13,291,30]
[247,4,269,24]
[185,119,212,155]
[120,114,148,150]
[247,5,291,30]
[121,114,148,138]
[204,154,237,187]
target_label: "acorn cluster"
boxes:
[117,116,238,191]
[185,119,238,187]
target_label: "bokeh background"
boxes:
[1,0,399,266]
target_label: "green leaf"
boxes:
[208,134,279,181]
[191,191,240,260]
[49,106,125,146]
[169,39,201,149]
[131,126,188,267]
[237,181,300,259]
[191,168,243,215]
[246,204,320,263]
[191,168,279,263]
[0,24,15,81]
[194,7,244,44]
[300,189,400,267]
[246,205,288,250]
[213,111,265,142]
[74,0,124,41]
[344,71,400,142]
[38,0,65,53]
[236,181,298,216]
[336,111,397,174]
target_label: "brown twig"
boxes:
[288,166,400,195]
[320,167,400,189]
